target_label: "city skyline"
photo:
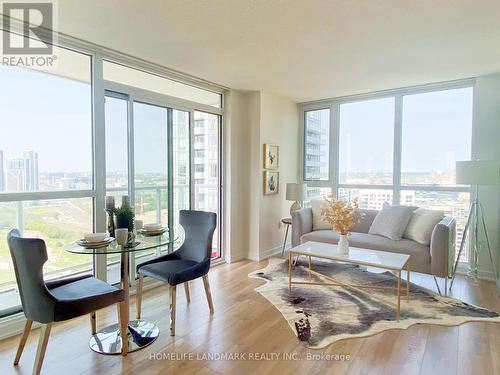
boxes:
[1,150,39,192]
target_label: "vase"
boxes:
[338,234,349,255]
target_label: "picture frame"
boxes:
[263,144,279,169]
[263,171,279,195]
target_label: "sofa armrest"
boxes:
[291,208,313,248]
[430,216,456,277]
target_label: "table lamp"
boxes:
[286,183,306,215]
[449,160,499,291]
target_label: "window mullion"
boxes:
[127,97,136,284]
[331,103,340,197]
[92,54,107,281]
[189,110,196,209]
[167,109,174,252]
[393,95,403,205]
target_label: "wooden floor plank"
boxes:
[0,259,498,375]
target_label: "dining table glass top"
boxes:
[65,232,178,255]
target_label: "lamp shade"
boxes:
[456,160,499,185]
[286,183,306,201]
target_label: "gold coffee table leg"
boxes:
[397,270,401,322]
[288,251,292,292]
[406,261,410,302]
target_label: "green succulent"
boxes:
[115,205,135,231]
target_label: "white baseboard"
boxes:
[247,250,260,262]
[260,242,292,260]
[261,245,283,260]
[225,250,247,263]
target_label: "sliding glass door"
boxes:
[193,111,222,258]
[103,93,222,282]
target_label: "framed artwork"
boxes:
[263,171,279,195]
[264,144,279,169]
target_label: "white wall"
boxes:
[225,90,300,262]
[258,92,300,258]
[473,73,500,284]
[224,90,250,262]
[225,76,499,277]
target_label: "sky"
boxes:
[0,65,172,174]
[1,64,473,176]
[314,87,473,174]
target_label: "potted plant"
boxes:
[320,196,363,255]
[115,205,135,232]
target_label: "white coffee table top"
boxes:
[290,241,410,271]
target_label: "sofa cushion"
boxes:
[368,205,412,240]
[300,231,431,274]
[310,199,330,230]
[404,208,444,245]
[351,209,378,234]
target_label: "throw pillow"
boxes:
[404,208,444,245]
[368,204,412,240]
[310,199,330,230]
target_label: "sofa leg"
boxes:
[433,276,442,295]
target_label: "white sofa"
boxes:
[291,207,456,278]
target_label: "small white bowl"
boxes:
[84,233,109,243]
[144,223,162,231]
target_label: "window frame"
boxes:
[300,80,474,262]
[0,24,227,319]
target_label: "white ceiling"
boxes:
[57,0,500,102]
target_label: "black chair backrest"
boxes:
[7,229,55,323]
[177,210,217,263]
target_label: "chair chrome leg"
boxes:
[433,276,442,295]
[136,273,143,319]
[33,323,52,375]
[13,319,32,365]
[202,275,214,313]
[184,282,190,303]
[444,277,448,297]
[90,312,96,335]
[170,286,177,336]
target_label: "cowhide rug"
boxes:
[249,257,500,349]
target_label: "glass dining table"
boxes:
[65,232,177,355]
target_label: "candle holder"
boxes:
[105,195,117,238]
[105,208,116,239]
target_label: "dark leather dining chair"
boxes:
[136,210,217,336]
[7,229,128,375]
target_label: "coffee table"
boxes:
[288,241,411,322]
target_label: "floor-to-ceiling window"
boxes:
[0,27,224,317]
[101,62,224,282]
[338,97,395,209]
[193,111,222,258]
[304,108,331,200]
[302,83,473,264]
[0,42,94,315]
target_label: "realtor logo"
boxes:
[2,2,53,55]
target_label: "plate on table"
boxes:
[76,237,115,248]
[138,227,168,237]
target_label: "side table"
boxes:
[281,217,292,256]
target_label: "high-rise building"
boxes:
[22,150,39,191]
[6,158,25,192]
[304,110,329,180]
[0,150,4,191]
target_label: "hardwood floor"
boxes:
[1,259,499,375]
